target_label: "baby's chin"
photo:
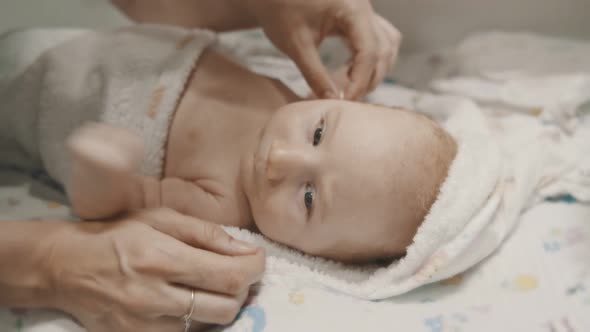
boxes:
[245,202,279,239]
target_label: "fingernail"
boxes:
[231,239,258,253]
[345,85,358,101]
[324,90,338,99]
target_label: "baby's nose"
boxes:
[266,141,310,181]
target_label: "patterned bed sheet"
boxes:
[0,166,589,332]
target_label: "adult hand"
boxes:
[44,208,264,331]
[245,0,401,100]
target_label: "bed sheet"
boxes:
[0,166,588,332]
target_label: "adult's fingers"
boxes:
[367,21,393,92]
[376,14,402,46]
[124,316,182,332]
[376,14,402,72]
[81,306,182,332]
[166,286,249,325]
[341,13,378,100]
[102,276,250,326]
[109,235,262,319]
[140,208,258,256]
[285,27,339,99]
[136,223,264,296]
[98,294,243,330]
[167,244,265,296]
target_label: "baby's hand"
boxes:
[66,123,145,219]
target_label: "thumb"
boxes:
[286,28,339,99]
[140,208,259,256]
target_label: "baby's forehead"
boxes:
[319,105,433,216]
[326,168,396,219]
[333,108,425,153]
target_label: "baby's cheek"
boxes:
[253,195,300,244]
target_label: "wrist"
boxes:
[34,222,78,310]
[0,221,71,310]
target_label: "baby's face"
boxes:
[244,100,451,262]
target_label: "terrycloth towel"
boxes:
[0,28,88,83]
[0,25,216,188]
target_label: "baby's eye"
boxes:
[312,118,325,146]
[304,183,314,212]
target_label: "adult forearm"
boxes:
[111,0,258,31]
[0,221,66,309]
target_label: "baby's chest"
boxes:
[162,89,251,227]
[159,141,251,227]
[155,171,251,227]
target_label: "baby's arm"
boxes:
[66,123,146,220]
[158,177,239,226]
[67,124,238,224]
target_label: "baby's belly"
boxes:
[165,49,251,175]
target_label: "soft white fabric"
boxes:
[0,28,88,84]
[0,25,216,187]
[0,29,90,171]
[450,31,590,79]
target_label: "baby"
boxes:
[0,25,456,263]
